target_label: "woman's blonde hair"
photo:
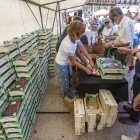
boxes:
[67,20,85,39]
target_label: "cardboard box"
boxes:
[74,99,85,125]
[75,123,85,135]
[84,94,102,114]
[89,54,104,59]
[99,89,118,115]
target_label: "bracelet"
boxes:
[133,98,140,104]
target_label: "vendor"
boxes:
[55,21,94,98]
[102,17,117,57]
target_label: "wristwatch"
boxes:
[133,98,140,104]
[112,43,114,48]
[133,51,139,56]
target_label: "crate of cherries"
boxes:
[8,78,30,96]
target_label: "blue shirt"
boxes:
[90,18,100,32]
[99,22,105,36]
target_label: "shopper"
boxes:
[90,14,100,44]
[103,7,134,64]
[55,21,93,98]
[97,14,108,36]
[83,17,87,28]
[102,17,117,57]
[67,16,72,24]
[121,90,140,140]
[127,6,140,73]
[118,46,140,125]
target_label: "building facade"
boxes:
[83,0,140,18]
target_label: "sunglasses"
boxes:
[105,21,110,24]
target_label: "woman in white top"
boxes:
[102,17,117,57]
[55,21,94,98]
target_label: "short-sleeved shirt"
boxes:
[133,23,140,47]
[102,26,117,39]
[90,18,100,32]
[56,25,82,52]
[55,35,81,66]
[115,16,134,48]
[99,22,105,36]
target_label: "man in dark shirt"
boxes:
[56,16,88,52]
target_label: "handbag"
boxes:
[90,39,104,54]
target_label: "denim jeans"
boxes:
[54,61,70,98]
[130,74,140,123]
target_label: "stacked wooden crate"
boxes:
[74,90,118,135]
[48,35,58,76]
[99,89,118,127]
[0,28,53,140]
[74,99,85,135]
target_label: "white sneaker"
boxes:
[128,70,132,73]
[121,135,136,140]
[128,101,132,106]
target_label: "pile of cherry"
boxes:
[2,99,22,116]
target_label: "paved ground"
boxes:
[29,66,140,140]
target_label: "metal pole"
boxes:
[52,4,58,32]
[39,6,44,29]
[58,2,61,36]
[24,0,41,29]
[61,13,63,32]
[45,9,49,29]
[56,4,58,35]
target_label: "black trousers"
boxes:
[130,74,140,123]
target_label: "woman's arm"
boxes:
[68,56,93,75]
[75,48,92,70]
[77,44,95,68]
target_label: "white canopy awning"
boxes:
[93,9,109,15]
[29,0,88,12]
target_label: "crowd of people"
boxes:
[56,6,140,140]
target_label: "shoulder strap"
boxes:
[109,27,114,36]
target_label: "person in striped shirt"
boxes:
[90,14,100,44]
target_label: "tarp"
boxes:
[93,9,109,15]
[30,0,88,12]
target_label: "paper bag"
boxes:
[64,96,79,115]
